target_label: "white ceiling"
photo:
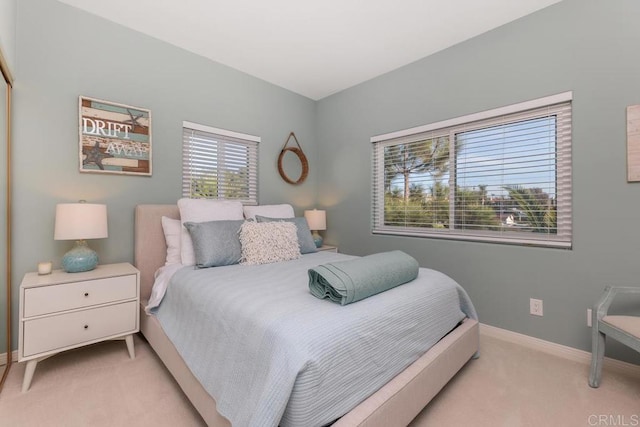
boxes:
[57,0,562,100]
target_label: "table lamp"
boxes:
[304,209,326,248]
[54,202,108,273]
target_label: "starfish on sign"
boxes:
[124,109,144,128]
[83,141,112,170]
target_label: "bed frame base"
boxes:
[140,303,477,427]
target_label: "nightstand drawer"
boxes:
[24,274,137,317]
[22,301,137,357]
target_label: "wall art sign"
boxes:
[79,96,152,176]
[627,105,640,182]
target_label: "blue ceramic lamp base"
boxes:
[311,230,323,248]
[62,240,99,273]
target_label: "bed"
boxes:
[134,204,479,427]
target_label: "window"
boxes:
[182,121,259,204]
[372,92,572,248]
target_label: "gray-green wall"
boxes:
[10,0,317,349]
[8,0,640,364]
[317,0,640,362]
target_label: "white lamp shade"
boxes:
[304,209,326,231]
[54,203,108,240]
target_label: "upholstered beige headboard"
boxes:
[134,204,179,301]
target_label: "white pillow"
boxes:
[177,198,244,265]
[243,204,294,220]
[239,221,300,265]
[161,216,182,265]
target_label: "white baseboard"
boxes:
[4,327,639,378]
[480,323,640,380]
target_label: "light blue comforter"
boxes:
[155,252,477,427]
[309,250,419,304]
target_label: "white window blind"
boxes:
[182,121,259,204]
[372,93,572,248]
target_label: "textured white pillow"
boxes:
[177,198,244,265]
[161,216,182,265]
[239,221,300,265]
[243,204,295,220]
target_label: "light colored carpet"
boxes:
[0,332,638,427]
[411,334,640,427]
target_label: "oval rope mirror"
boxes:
[278,132,309,185]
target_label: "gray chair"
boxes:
[589,285,640,388]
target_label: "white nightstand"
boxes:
[317,245,338,253]
[18,262,140,392]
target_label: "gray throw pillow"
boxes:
[183,219,245,268]
[254,215,318,254]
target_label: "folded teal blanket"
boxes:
[308,250,420,305]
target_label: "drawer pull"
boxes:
[84,325,88,330]
[84,292,89,297]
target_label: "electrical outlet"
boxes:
[530,298,543,316]
[587,308,592,327]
